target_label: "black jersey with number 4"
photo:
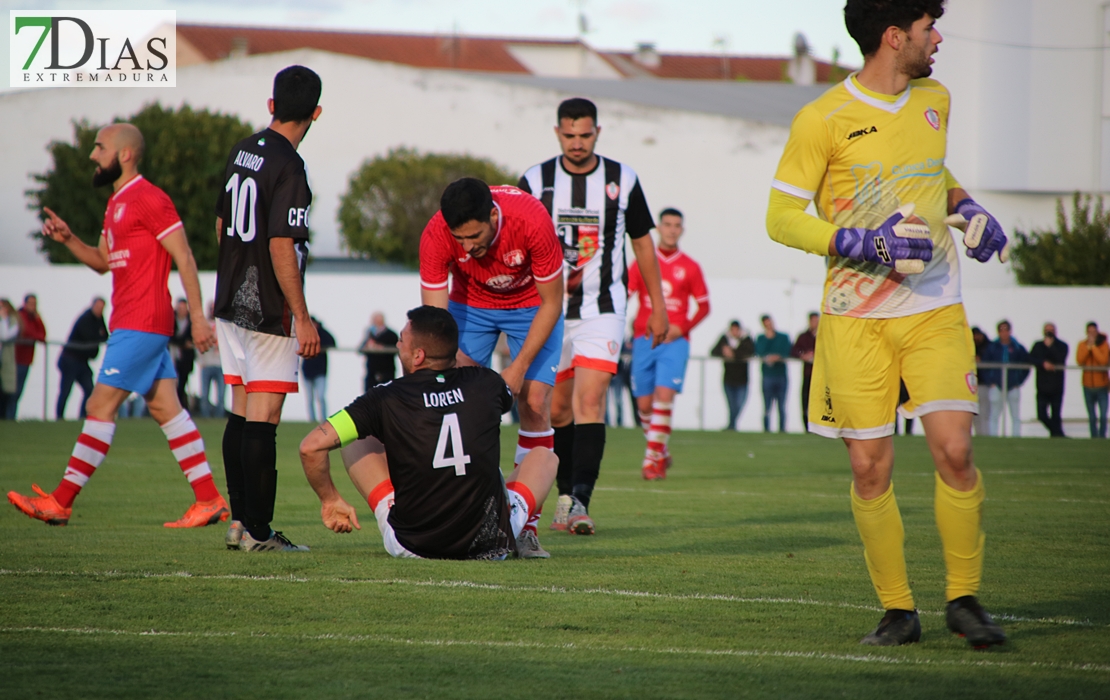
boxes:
[341,366,516,560]
[214,128,311,337]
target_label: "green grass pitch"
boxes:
[2,419,1108,699]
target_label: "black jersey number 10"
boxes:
[224,173,258,242]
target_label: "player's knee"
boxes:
[520,389,549,420]
[933,434,973,473]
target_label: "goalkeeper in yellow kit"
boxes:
[766,0,1008,648]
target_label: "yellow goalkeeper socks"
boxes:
[851,482,915,611]
[935,469,986,601]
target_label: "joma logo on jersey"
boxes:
[847,126,878,141]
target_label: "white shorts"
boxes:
[556,314,626,383]
[216,318,300,394]
[373,487,529,559]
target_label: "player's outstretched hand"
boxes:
[945,199,1010,263]
[834,203,933,274]
[190,313,216,354]
[42,207,74,243]
[648,308,669,349]
[321,498,361,533]
[500,360,526,396]
[295,315,320,358]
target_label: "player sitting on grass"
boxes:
[8,123,227,529]
[299,305,558,560]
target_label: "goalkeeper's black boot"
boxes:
[946,596,1006,649]
[860,609,921,646]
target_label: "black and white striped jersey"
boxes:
[518,156,654,320]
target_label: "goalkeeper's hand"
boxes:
[834,203,933,274]
[944,199,1010,263]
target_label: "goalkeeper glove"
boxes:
[834,203,933,274]
[944,199,1010,263]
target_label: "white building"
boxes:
[2,3,1108,431]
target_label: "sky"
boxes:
[4,0,863,88]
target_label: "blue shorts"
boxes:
[97,329,176,396]
[631,336,690,397]
[448,301,563,386]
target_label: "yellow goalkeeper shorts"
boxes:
[808,303,978,439]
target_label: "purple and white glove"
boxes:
[834,203,933,274]
[944,199,1010,263]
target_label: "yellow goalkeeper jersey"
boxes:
[771,74,962,319]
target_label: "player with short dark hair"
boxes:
[9,123,227,529]
[766,0,1007,648]
[298,306,557,560]
[420,178,564,557]
[628,208,710,480]
[214,65,323,552]
[519,97,669,535]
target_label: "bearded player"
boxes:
[9,123,227,528]
[628,208,710,480]
[766,0,1008,648]
[299,305,558,560]
[419,178,564,558]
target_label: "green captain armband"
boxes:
[326,410,360,447]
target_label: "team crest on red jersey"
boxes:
[113,203,127,222]
[606,182,620,200]
[673,266,686,280]
[503,249,525,267]
[924,107,940,131]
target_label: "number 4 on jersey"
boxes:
[433,413,471,476]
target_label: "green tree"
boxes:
[27,103,254,269]
[338,148,517,268]
[1011,193,1110,285]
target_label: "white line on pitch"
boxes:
[2,624,1108,674]
[593,487,1110,505]
[0,568,1098,628]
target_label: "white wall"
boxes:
[4,264,1107,437]
[935,0,1107,194]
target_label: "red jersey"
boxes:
[419,186,563,309]
[629,247,710,338]
[101,176,183,335]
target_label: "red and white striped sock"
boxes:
[53,419,115,508]
[515,429,553,535]
[506,480,537,536]
[161,410,220,502]
[639,410,652,438]
[646,401,673,459]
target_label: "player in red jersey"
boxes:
[628,209,710,480]
[419,178,564,557]
[8,123,227,528]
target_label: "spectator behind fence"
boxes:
[711,320,755,431]
[790,312,819,433]
[0,298,22,419]
[1077,322,1109,439]
[360,311,398,393]
[755,314,790,433]
[56,297,108,420]
[970,326,991,436]
[302,316,336,423]
[1029,323,1069,438]
[10,294,46,420]
[168,298,195,409]
[980,320,1030,437]
[196,303,224,418]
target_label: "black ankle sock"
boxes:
[241,421,278,541]
[571,422,606,509]
[222,414,246,521]
[553,424,575,496]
